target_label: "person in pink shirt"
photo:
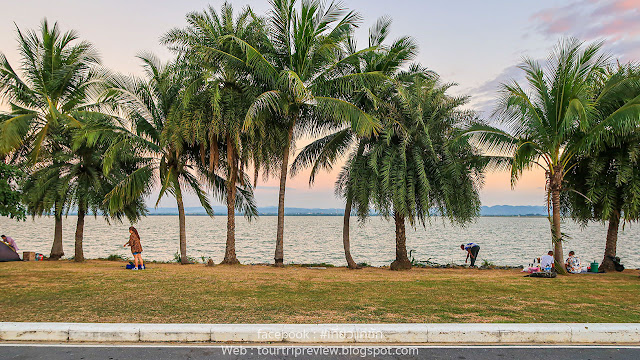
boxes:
[1,235,18,252]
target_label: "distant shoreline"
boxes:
[142,213,548,218]
[53,205,550,218]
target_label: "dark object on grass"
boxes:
[125,262,148,270]
[608,256,625,272]
[525,270,557,278]
[0,241,20,262]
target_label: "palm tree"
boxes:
[23,115,147,262]
[219,0,381,266]
[350,75,488,270]
[563,64,640,271]
[103,56,211,264]
[468,39,640,272]
[565,134,640,270]
[71,117,148,261]
[104,55,254,264]
[162,2,264,264]
[0,19,103,160]
[0,19,106,259]
[291,17,419,268]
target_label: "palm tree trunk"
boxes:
[342,141,365,269]
[74,207,85,262]
[551,188,563,259]
[222,138,239,265]
[48,213,64,260]
[601,209,621,271]
[274,124,294,267]
[176,191,189,264]
[549,174,565,274]
[343,197,358,269]
[390,211,411,270]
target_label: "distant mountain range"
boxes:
[479,205,547,216]
[145,205,548,217]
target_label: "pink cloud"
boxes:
[600,0,640,12]
[597,17,640,39]
[530,0,640,61]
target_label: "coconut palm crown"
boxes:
[0,19,104,160]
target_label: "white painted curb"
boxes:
[0,323,638,343]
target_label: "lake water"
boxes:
[1,216,639,268]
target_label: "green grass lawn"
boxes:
[1,260,638,323]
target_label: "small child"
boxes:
[124,226,145,270]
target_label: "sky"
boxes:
[1,0,639,209]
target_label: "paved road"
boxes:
[2,344,639,359]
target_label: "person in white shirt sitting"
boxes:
[539,251,554,271]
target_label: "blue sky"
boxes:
[1,0,638,208]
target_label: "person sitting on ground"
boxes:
[1,235,18,252]
[539,250,554,271]
[565,251,582,274]
[461,242,480,267]
[124,226,144,270]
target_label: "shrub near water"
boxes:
[102,254,127,261]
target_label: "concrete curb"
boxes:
[0,323,639,344]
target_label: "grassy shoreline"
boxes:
[1,260,638,324]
